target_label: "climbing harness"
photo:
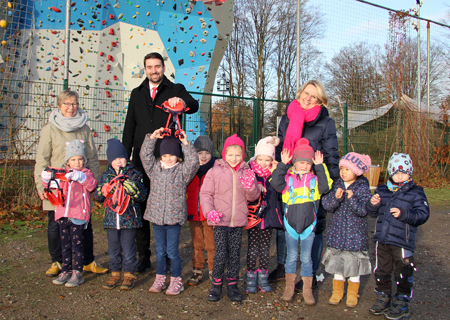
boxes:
[101,170,130,215]
[284,175,317,240]
[245,194,267,230]
[155,100,190,138]
[43,167,68,207]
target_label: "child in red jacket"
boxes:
[186,135,216,286]
[41,139,97,288]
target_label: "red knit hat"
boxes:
[339,152,372,176]
[222,134,245,160]
[292,138,314,164]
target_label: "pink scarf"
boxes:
[249,160,272,178]
[283,100,321,154]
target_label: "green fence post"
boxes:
[252,99,259,147]
[344,102,348,155]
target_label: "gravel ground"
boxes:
[0,204,449,319]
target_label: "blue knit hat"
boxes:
[160,136,182,158]
[106,138,128,164]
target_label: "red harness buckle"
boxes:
[102,174,131,215]
[155,100,190,138]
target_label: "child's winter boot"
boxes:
[149,274,167,293]
[227,278,242,301]
[246,270,257,293]
[65,270,84,287]
[103,271,121,290]
[257,269,272,292]
[383,295,410,320]
[120,272,137,290]
[369,291,391,315]
[328,279,345,305]
[268,263,285,282]
[188,268,203,286]
[281,273,296,301]
[302,276,316,305]
[208,278,223,302]
[165,276,184,295]
[346,281,360,307]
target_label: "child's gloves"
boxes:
[41,170,52,182]
[238,169,255,189]
[65,170,86,182]
[207,210,223,224]
[123,180,139,195]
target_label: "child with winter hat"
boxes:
[140,128,199,295]
[321,152,372,307]
[200,134,260,302]
[366,153,429,319]
[94,138,148,290]
[186,135,216,286]
[41,139,97,287]
[270,138,333,305]
[245,136,283,294]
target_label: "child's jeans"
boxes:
[58,217,84,272]
[189,220,215,270]
[285,231,315,277]
[106,228,137,273]
[212,227,243,280]
[152,223,182,277]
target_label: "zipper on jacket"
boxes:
[405,224,410,243]
[116,212,120,230]
[230,169,236,227]
[64,182,73,218]
[82,192,87,215]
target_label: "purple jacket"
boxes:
[200,159,260,228]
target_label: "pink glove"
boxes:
[41,170,52,182]
[238,169,255,189]
[65,170,86,182]
[207,210,223,224]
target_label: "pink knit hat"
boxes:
[254,136,280,160]
[292,138,314,164]
[339,152,372,176]
[222,134,245,160]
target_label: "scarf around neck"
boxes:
[387,179,412,192]
[283,100,321,154]
[49,108,88,132]
[249,160,272,178]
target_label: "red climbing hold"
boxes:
[109,14,115,20]
[93,132,97,137]
[51,7,61,13]
[60,60,64,65]
[51,30,57,34]
[101,20,106,25]
[111,41,118,47]
[104,80,110,85]
[201,52,205,56]
[113,75,118,80]
[109,28,115,35]
[189,26,193,30]
[105,91,112,98]
[107,55,114,62]
[106,64,111,71]
[71,2,76,7]
[52,57,59,60]
[196,11,202,15]
[99,51,104,56]
[104,124,111,132]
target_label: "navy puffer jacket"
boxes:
[322,176,371,251]
[366,181,430,252]
[276,105,340,234]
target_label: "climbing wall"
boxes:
[0,0,232,160]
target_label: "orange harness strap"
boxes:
[101,174,131,215]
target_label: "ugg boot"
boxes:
[268,263,285,282]
[328,279,345,305]
[246,270,257,293]
[227,278,242,301]
[302,276,316,305]
[120,272,137,290]
[208,278,223,302]
[103,271,121,290]
[281,273,296,301]
[346,281,360,308]
[257,269,272,292]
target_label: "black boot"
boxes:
[136,256,151,273]
[208,279,223,302]
[268,263,285,282]
[295,272,317,292]
[227,278,242,301]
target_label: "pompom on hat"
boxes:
[339,152,372,176]
[388,152,413,177]
[62,139,87,166]
[254,136,280,160]
[292,138,314,164]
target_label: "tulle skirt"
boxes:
[321,247,372,277]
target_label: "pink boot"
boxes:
[165,276,184,295]
[149,274,167,293]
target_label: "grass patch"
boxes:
[424,188,450,206]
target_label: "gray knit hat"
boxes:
[194,135,214,155]
[62,139,87,166]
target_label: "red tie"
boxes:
[151,87,157,100]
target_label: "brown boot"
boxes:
[346,281,360,307]
[281,273,296,301]
[328,279,345,305]
[302,276,316,305]
[103,272,121,290]
[120,272,137,290]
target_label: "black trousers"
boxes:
[136,201,151,259]
[374,242,414,299]
[47,210,94,265]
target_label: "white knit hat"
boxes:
[254,136,280,160]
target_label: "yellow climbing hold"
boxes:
[132,15,136,19]
[129,35,133,39]
[0,20,8,28]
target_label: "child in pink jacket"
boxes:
[200,134,260,302]
[41,139,97,288]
